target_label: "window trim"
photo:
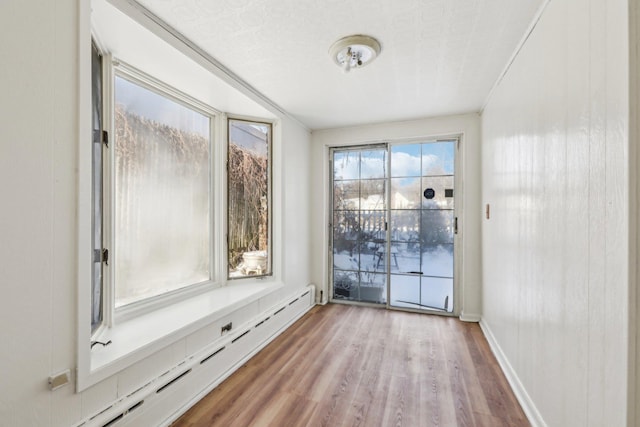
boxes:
[101,57,222,324]
[226,116,274,280]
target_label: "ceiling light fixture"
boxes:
[329,35,381,73]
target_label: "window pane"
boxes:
[391,144,421,177]
[114,75,211,307]
[390,210,420,242]
[391,177,421,209]
[333,210,361,243]
[360,210,386,240]
[333,151,359,180]
[422,244,454,278]
[420,277,453,312]
[391,242,420,273]
[420,210,454,245]
[359,272,386,303]
[421,176,454,209]
[333,270,358,300]
[359,179,385,210]
[228,119,271,278]
[422,141,455,175]
[389,273,421,308]
[333,180,359,210]
[360,149,386,179]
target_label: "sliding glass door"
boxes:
[330,140,456,313]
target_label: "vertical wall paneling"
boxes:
[563,0,590,423]
[0,0,59,425]
[586,0,608,423]
[52,0,84,425]
[481,0,630,425]
[603,0,630,422]
[629,0,639,425]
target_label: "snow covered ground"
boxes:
[332,245,454,312]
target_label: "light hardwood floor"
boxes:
[173,304,529,427]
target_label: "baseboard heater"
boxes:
[231,330,250,344]
[200,347,225,365]
[156,369,192,394]
[75,286,315,427]
[98,365,192,427]
[101,400,144,427]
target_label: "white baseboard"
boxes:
[459,311,481,322]
[479,318,547,427]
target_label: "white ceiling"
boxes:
[132,0,544,130]
[94,0,278,120]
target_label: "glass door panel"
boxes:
[331,147,387,304]
[389,141,455,313]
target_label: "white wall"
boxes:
[0,1,312,425]
[310,114,482,320]
[0,1,79,423]
[480,0,630,425]
[281,117,312,292]
[632,0,640,424]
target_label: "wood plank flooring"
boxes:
[172,304,529,427]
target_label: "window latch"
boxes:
[93,129,109,148]
[93,248,109,265]
[454,217,458,235]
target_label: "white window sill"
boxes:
[87,281,283,385]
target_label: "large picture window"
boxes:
[112,73,212,307]
[227,119,272,278]
[89,51,277,337]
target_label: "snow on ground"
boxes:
[333,245,454,312]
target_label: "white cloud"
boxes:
[391,152,421,176]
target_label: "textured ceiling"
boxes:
[133,0,544,130]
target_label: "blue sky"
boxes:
[334,142,455,181]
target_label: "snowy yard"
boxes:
[333,245,453,312]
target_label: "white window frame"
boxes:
[226,116,274,280]
[102,58,220,324]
